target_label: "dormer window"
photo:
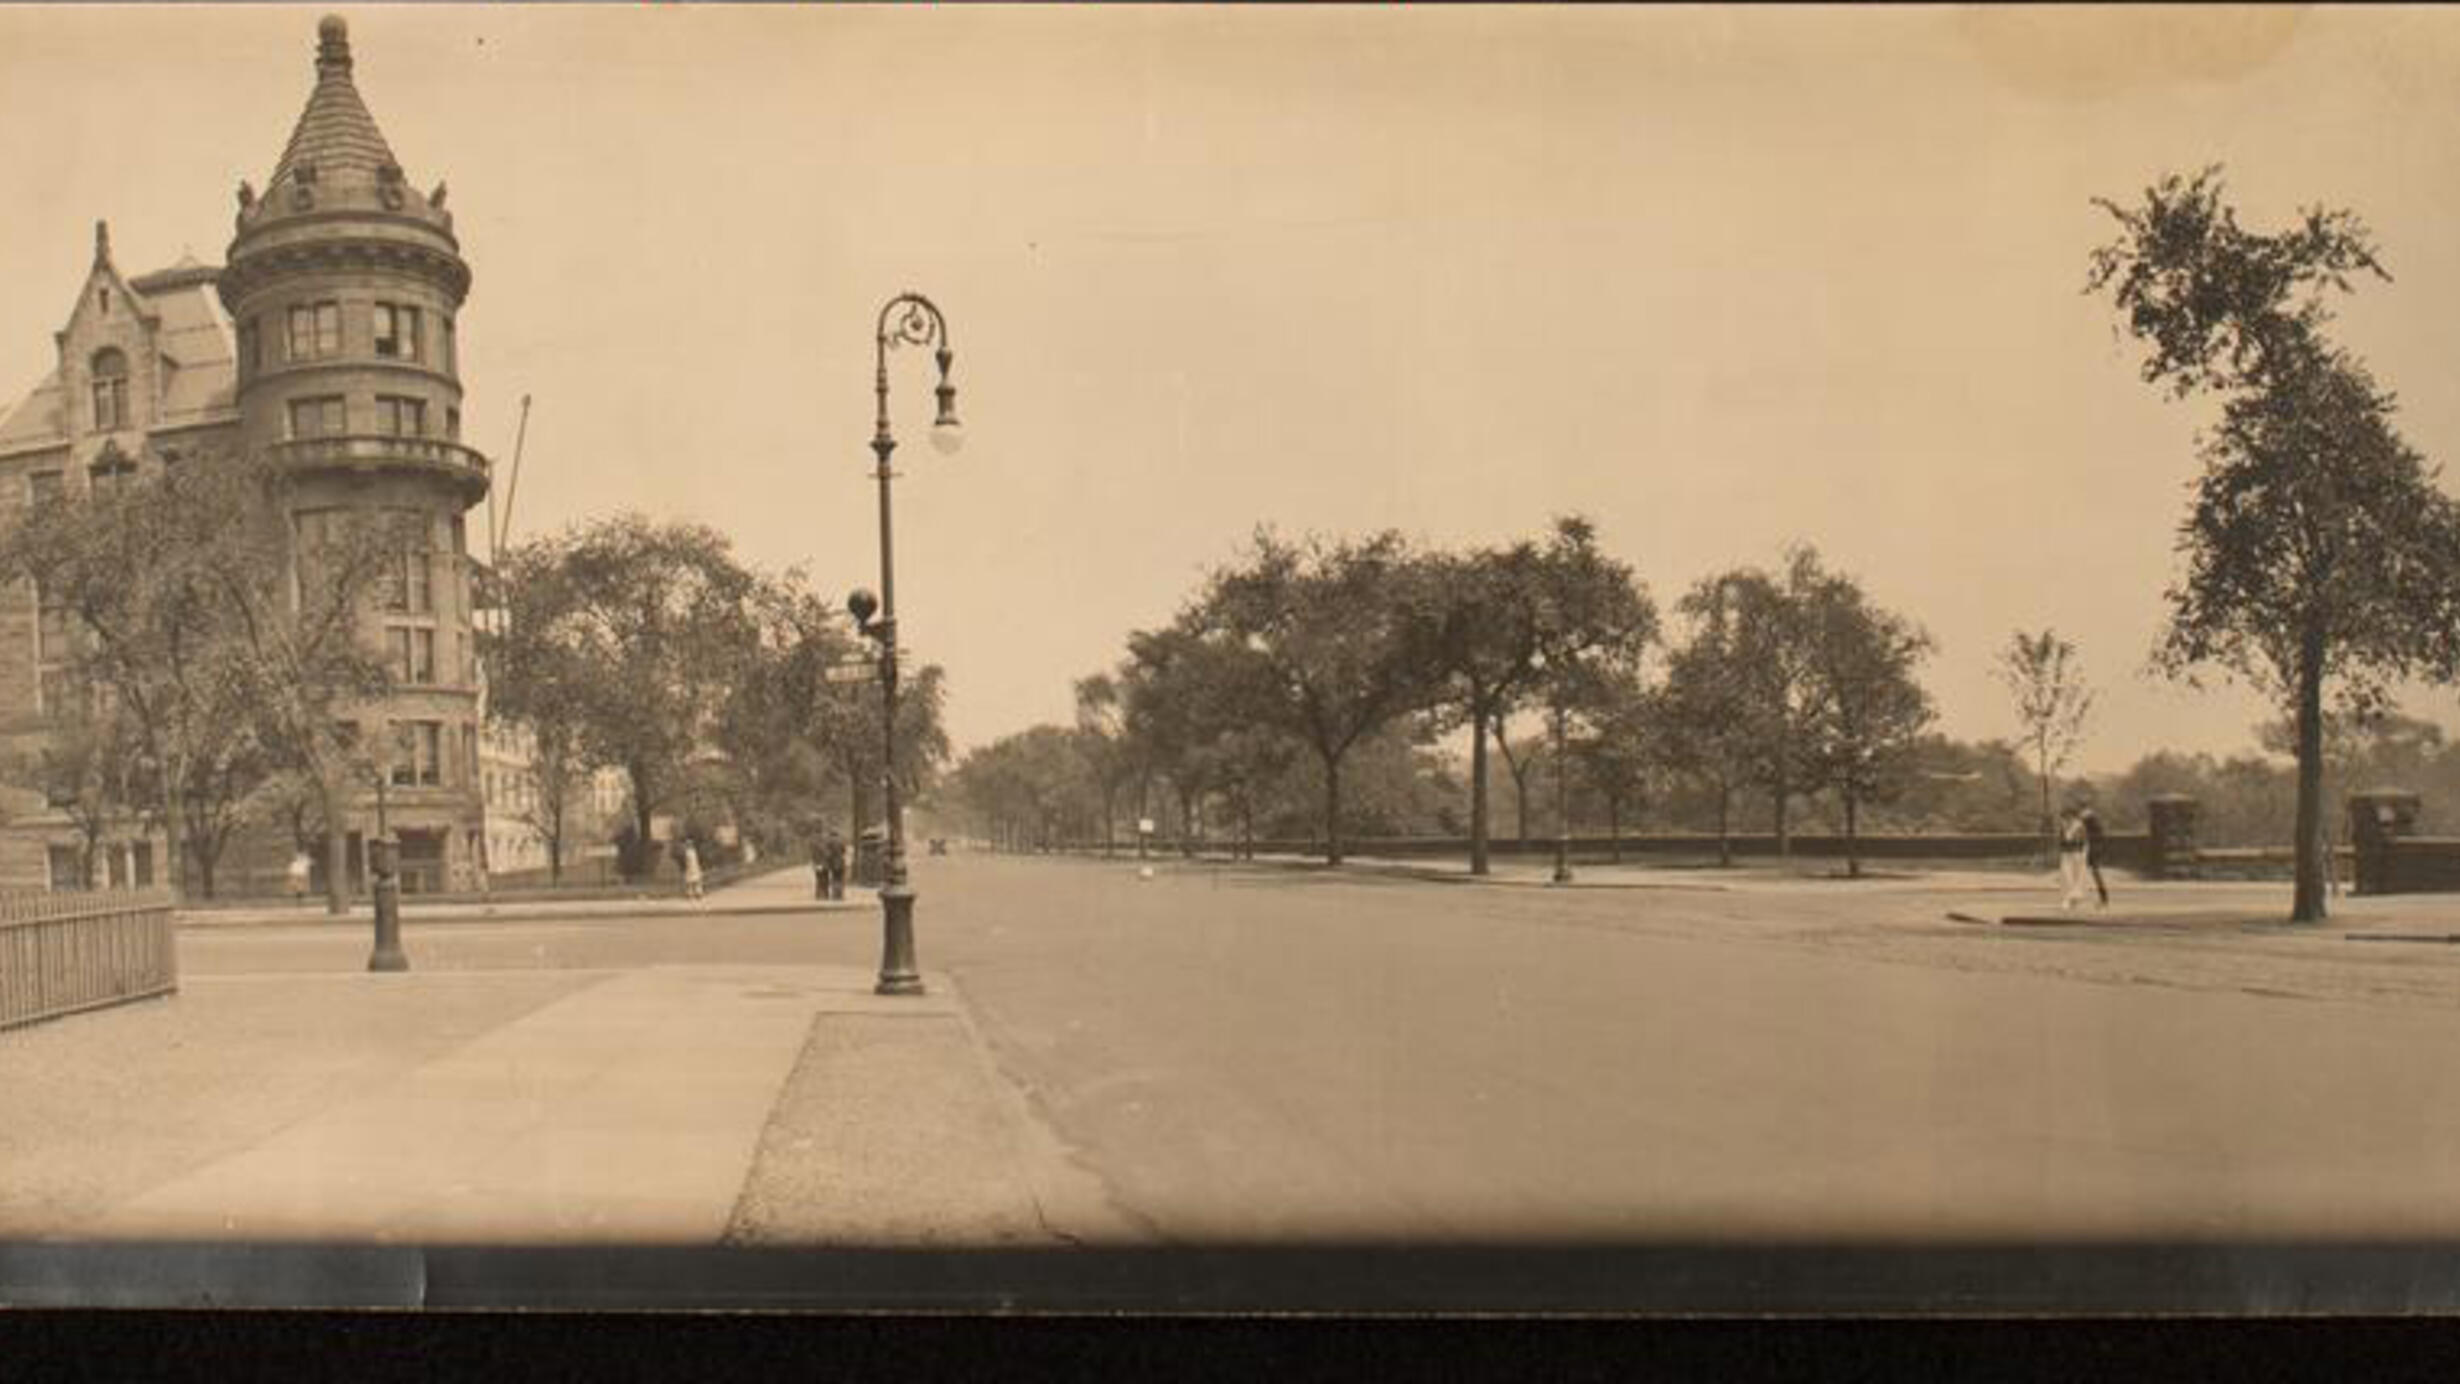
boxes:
[99,288,111,315]
[89,348,128,431]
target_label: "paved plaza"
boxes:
[10,854,2460,1270]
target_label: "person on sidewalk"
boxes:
[823,830,848,901]
[810,837,830,900]
[286,850,312,907]
[2057,807,2090,910]
[2080,806,2111,908]
[682,841,705,901]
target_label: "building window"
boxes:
[288,395,346,439]
[392,720,442,787]
[90,348,128,431]
[238,318,260,379]
[446,406,461,440]
[379,518,434,615]
[34,579,74,716]
[47,845,85,893]
[287,301,341,361]
[441,316,457,374]
[38,749,76,808]
[89,448,137,492]
[38,668,77,721]
[376,395,427,437]
[374,303,422,362]
[389,626,437,684]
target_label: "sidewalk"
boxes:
[63,963,1115,1247]
[176,864,870,929]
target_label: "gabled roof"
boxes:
[0,261,237,456]
[269,16,400,190]
[0,372,63,454]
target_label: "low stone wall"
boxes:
[2374,838,2460,895]
[1088,831,2163,870]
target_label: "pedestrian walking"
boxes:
[286,850,312,907]
[2080,806,2111,908]
[682,841,705,901]
[2056,807,2089,910]
[810,837,829,901]
[823,830,848,901]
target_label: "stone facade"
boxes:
[0,15,492,896]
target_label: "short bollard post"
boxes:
[367,833,409,973]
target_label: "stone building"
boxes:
[0,15,491,895]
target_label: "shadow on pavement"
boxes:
[8,1237,2460,1314]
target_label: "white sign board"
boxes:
[1137,818,1156,834]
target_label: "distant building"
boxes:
[0,16,491,894]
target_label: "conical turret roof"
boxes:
[268,15,400,188]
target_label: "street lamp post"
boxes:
[366,767,407,972]
[851,292,961,998]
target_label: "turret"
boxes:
[219,14,485,506]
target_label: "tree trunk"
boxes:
[1469,707,1492,876]
[2291,628,2329,923]
[1772,768,1791,860]
[158,764,186,907]
[1716,780,1733,868]
[1844,782,1862,880]
[1241,799,1254,861]
[1607,792,1622,864]
[1322,750,1344,866]
[633,769,660,883]
[2037,738,2055,866]
[318,775,349,915]
[193,841,219,899]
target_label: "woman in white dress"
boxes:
[2057,808,2090,910]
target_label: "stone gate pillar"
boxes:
[2347,789,2422,896]
[2145,794,2202,880]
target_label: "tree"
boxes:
[2091,168,2460,921]
[482,557,616,883]
[1655,576,1769,866]
[1564,667,1655,861]
[947,724,1096,851]
[1071,673,1140,855]
[490,516,767,881]
[1425,517,1655,874]
[1798,573,1936,878]
[0,446,397,909]
[1,702,144,890]
[1994,629,2094,857]
[1656,561,1817,862]
[1194,530,1445,865]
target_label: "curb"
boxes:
[176,898,875,931]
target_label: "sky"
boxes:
[4,5,2459,773]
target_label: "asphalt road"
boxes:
[176,854,2460,1243]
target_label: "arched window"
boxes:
[89,348,128,431]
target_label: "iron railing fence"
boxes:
[0,888,178,1032]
